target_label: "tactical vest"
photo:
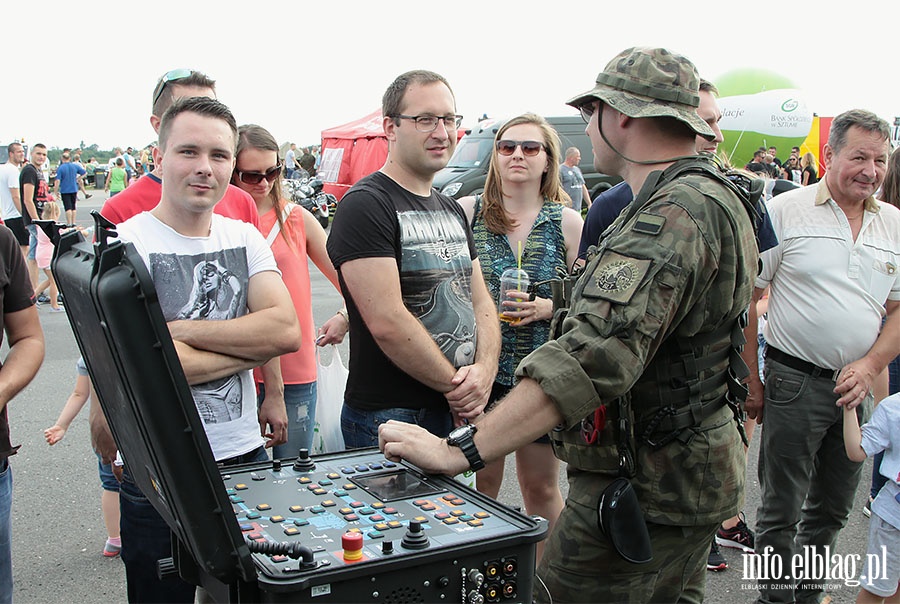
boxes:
[550,158,756,476]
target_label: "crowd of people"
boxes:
[1,49,899,604]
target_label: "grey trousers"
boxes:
[755,357,872,604]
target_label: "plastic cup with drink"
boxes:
[498,267,530,325]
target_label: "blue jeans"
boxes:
[0,459,12,604]
[120,446,268,603]
[96,452,119,492]
[257,381,317,460]
[341,404,453,449]
[26,224,37,261]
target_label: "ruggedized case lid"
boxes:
[52,219,255,583]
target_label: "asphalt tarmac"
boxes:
[7,190,877,603]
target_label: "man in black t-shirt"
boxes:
[327,70,499,448]
[18,143,51,287]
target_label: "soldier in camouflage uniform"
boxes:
[379,46,758,603]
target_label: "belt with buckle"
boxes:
[765,346,840,381]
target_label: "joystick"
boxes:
[401,520,430,550]
[292,448,315,472]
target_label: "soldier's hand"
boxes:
[378,420,467,476]
[744,374,765,424]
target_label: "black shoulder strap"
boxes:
[658,159,762,240]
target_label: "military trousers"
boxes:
[755,357,871,604]
[535,470,719,603]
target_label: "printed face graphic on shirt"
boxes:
[148,247,250,424]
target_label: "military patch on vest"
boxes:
[583,251,651,304]
[632,212,666,235]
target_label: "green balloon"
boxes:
[716,68,796,97]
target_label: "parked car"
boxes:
[432,115,621,199]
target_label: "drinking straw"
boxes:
[517,241,523,290]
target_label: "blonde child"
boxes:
[34,201,63,312]
[44,357,121,557]
[843,395,900,603]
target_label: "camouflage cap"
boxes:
[567,47,716,140]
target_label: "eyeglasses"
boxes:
[234,163,282,185]
[496,140,545,157]
[579,102,598,124]
[393,114,463,132]
[152,69,195,108]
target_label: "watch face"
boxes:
[448,424,475,442]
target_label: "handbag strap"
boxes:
[265,203,296,246]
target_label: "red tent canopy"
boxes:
[318,109,388,201]
[318,110,466,201]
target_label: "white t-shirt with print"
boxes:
[116,211,279,461]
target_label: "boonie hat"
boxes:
[567,46,716,140]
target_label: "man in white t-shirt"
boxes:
[107,96,301,603]
[752,109,900,604]
[0,143,28,258]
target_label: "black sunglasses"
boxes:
[496,140,545,157]
[152,69,195,108]
[579,102,599,124]
[235,164,283,185]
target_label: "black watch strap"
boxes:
[450,430,485,472]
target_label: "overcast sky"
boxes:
[6,0,898,152]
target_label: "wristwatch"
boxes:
[446,424,484,472]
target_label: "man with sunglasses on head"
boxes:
[94,67,268,468]
[327,70,500,449]
[100,69,258,230]
[110,97,300,604]
[379,48,758,603]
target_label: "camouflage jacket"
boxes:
[517,157,758,525]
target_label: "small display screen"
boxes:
[352,471,444,502]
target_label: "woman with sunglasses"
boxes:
[457,113,583,560]
[232,124,348,460]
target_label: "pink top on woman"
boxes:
[36,227,53,270]
[254,204,316,384]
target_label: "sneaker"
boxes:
[103,539,121,558]
[863,497,872,518]
[36,294,50,305]
[85,193,93,199]
[49,307,65,313]
[707,539,728,571]
[716,511,755,553]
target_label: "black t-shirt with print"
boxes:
[327,171,479,412]
[19,163,50,227]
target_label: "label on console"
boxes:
[311,584,331,597]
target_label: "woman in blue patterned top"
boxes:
[458,113,583,561]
